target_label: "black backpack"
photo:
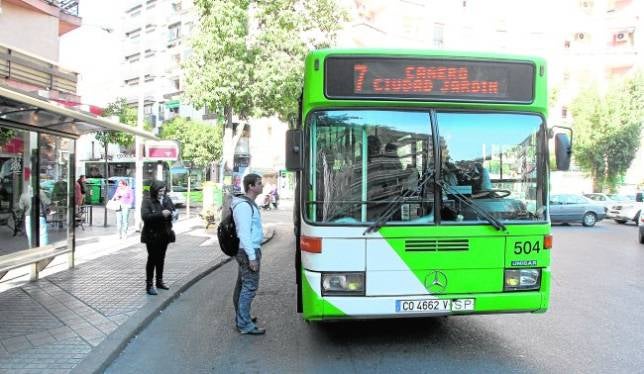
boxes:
[217,198,253,256]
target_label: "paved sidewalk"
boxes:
[0,217,275,374]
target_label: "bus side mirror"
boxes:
[636,192,643,203]
[285,129,302,171]
[554,133,571,171]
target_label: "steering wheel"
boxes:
[474,189,511,199]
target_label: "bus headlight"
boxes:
[321,272,365,296]
[504,269,541,291]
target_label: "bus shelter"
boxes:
[0,85,157,282]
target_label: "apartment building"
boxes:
[120,0,208,131]
[554,0,642,190]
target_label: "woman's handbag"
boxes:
[106,198,121,211]
[168,229,176,243]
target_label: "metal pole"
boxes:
[103,142,108,227]
[186,167,191,218]
[134,3,146,232]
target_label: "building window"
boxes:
[172,53,181,65]
[126,28,141,40]
[172,1,182,12]
[145,49,156,58]
[144,75,155,83]
[561,106,568,118]
[125,77,139,86]
[127,5,142,17]
[145,24,156,33]
[433,24,444,48]
[146,0,157,9]
[125,53,140,63]
[172,78,180,91]
[144,104,154,115]
[185,22,193,34]
[202,106,218,120]
[168,23,181,42]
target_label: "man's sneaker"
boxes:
[240,327,266,335]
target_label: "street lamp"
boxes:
[134,4,147,232]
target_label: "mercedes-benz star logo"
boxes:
[425,270,448,294]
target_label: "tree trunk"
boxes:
[221,106,234,185]
[591,168,601,193]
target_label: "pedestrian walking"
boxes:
[232,173,265,335]
[114,179,133,239]
[140,180,176,295]
[75,175,87,208]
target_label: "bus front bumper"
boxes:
[302,274,549,321]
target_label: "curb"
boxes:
[72,225,276,374]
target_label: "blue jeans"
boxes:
[233,248,261,332]
[25,216,48,247]
[116,208,129,238]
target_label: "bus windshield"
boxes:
[307,109,546,225]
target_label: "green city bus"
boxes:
[285,49,572,321]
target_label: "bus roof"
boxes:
[307,48,545,64]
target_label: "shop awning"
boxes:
[0,85,158,139]
[165,100,180,109]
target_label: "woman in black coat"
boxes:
[141,180,175,295]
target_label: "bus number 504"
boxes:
[514,241,540,255]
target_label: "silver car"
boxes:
[550,194,606,227]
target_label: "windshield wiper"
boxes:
[363,170,435,234]
[435,180,507,231]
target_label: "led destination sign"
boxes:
[325,57,535,103]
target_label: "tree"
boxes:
[0,128,15,147]
[95,98,138,152]
[183,0,347,178]
[159,117,223,167]
[570,72,644,192]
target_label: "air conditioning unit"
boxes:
[613,31,629,43]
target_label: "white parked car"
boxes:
[584,193,620,209]
[167,191,186,207]
[608,192,643,224]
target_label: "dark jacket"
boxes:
[140,180,175,244]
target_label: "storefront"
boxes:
[0,85,156,277]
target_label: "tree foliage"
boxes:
[95,98,138,149]
[570,71,644,192]
[159,117,223,167]
[0,128,15,146]
[184,0,347,121]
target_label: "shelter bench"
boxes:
[0,245,72,282]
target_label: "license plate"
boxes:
[395,298,475,313]
[396,299,451,313]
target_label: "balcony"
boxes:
[0,44,78,95]
[7,0,81,35]
[47,0,79,16]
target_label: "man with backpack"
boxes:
[232,173,265,335]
